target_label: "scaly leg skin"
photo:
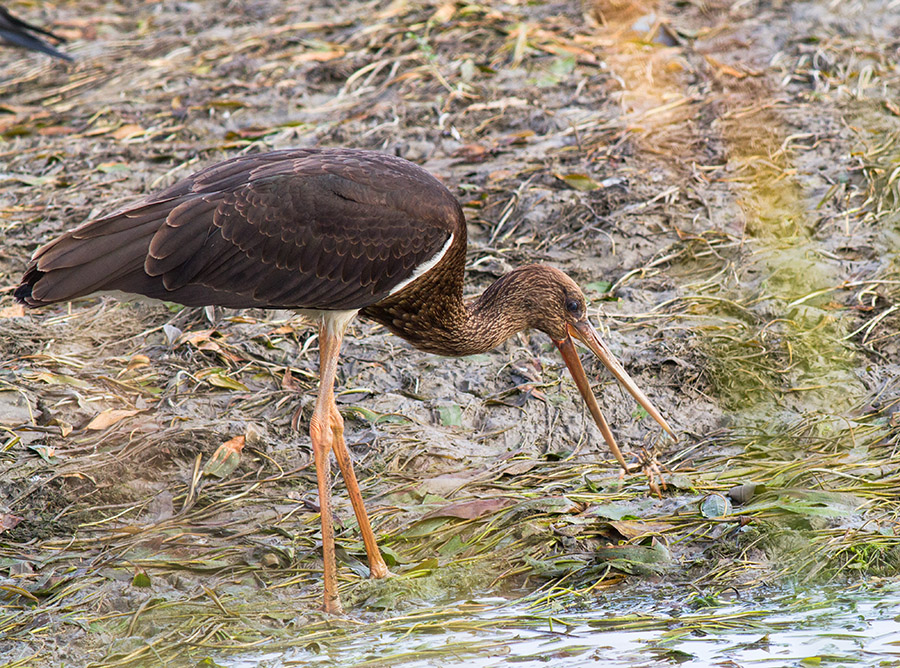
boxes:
[310,409,342,614]
[308,315,390,614]
[310,320,346,615]
[330,403,392,580]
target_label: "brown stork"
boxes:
[16,148,674,614]
[0,5,72,61]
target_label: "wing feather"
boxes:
[18,148,461,310]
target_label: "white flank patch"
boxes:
[296,308,360,337]
[387,234,454,297]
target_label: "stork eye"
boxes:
[565,299,581,315]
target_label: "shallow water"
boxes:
[222,584,900,667]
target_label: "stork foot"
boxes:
[619,449,668,499]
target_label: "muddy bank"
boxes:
[1,1,899,665]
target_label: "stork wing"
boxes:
[20,149,459,310]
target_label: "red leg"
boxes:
[310,410,341,614]
[330,403,392,579]
[309,320,345,614]
[307,312,389,613]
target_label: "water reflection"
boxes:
[223,584,900,667]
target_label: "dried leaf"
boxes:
[452,143,490,162]
[34,372,90,388]
[110,123,145,140]
[124,355,151,373]
[0,304,24,318]
[430,2,455,23]
[205,372,249,392]
[50,418,73,437]
[0,513,23,534]
[86,409,138,431]
[204,435,245,479]
[422,498,514,521]
[208,100,245,109]
[608,520,674,539]
[704,55,761,79]
[294,49,345,62]
[27,445,57,462]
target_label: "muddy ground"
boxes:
[1,0,899,666]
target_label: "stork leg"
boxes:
[330,406,392,579]
[309,314,389,614]
[309,323,343,614]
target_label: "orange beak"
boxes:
[553,320,675,472]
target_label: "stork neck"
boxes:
[365,265,540,357]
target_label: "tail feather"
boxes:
[18,215,159,306]
[32,236,156,303]
[36,221,158,272]
[0,6,73,61]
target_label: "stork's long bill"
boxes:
[553,320,675,471]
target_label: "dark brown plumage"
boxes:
[17,147,674,614]
[0,5,72,61]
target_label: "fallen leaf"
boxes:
[34,372,90,388]
[595,540,671,575]
[27,445,57,462]
[452,143,490,162]
[38,125,75,136]
[502,460,538,476]
[204,435,245,478]
[400,517,450,538]
[205,372,249,392]
[700,493,732,518]
[110,123,145,140]
[584,280,612,294]
[0,304,24,318]
[421,497,514,521]
[97,162,129,173]
[131,569,151,588]
[704,55,761,79]
[282,367,305,391]
[0,513,23,534]
[208,100,245,109]
[436,403,463,427]
[50,418,73,437]
[556,172,602,191]
[124,355,151,373]
[430,2,455,23]
[405,557,439,574]
[294,49,345,62]
[86,409,138,431]
[608,520,673,539]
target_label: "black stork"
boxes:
[16,148,675,614]
[0,5,72,61]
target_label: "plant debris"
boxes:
[1,0,899,666]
